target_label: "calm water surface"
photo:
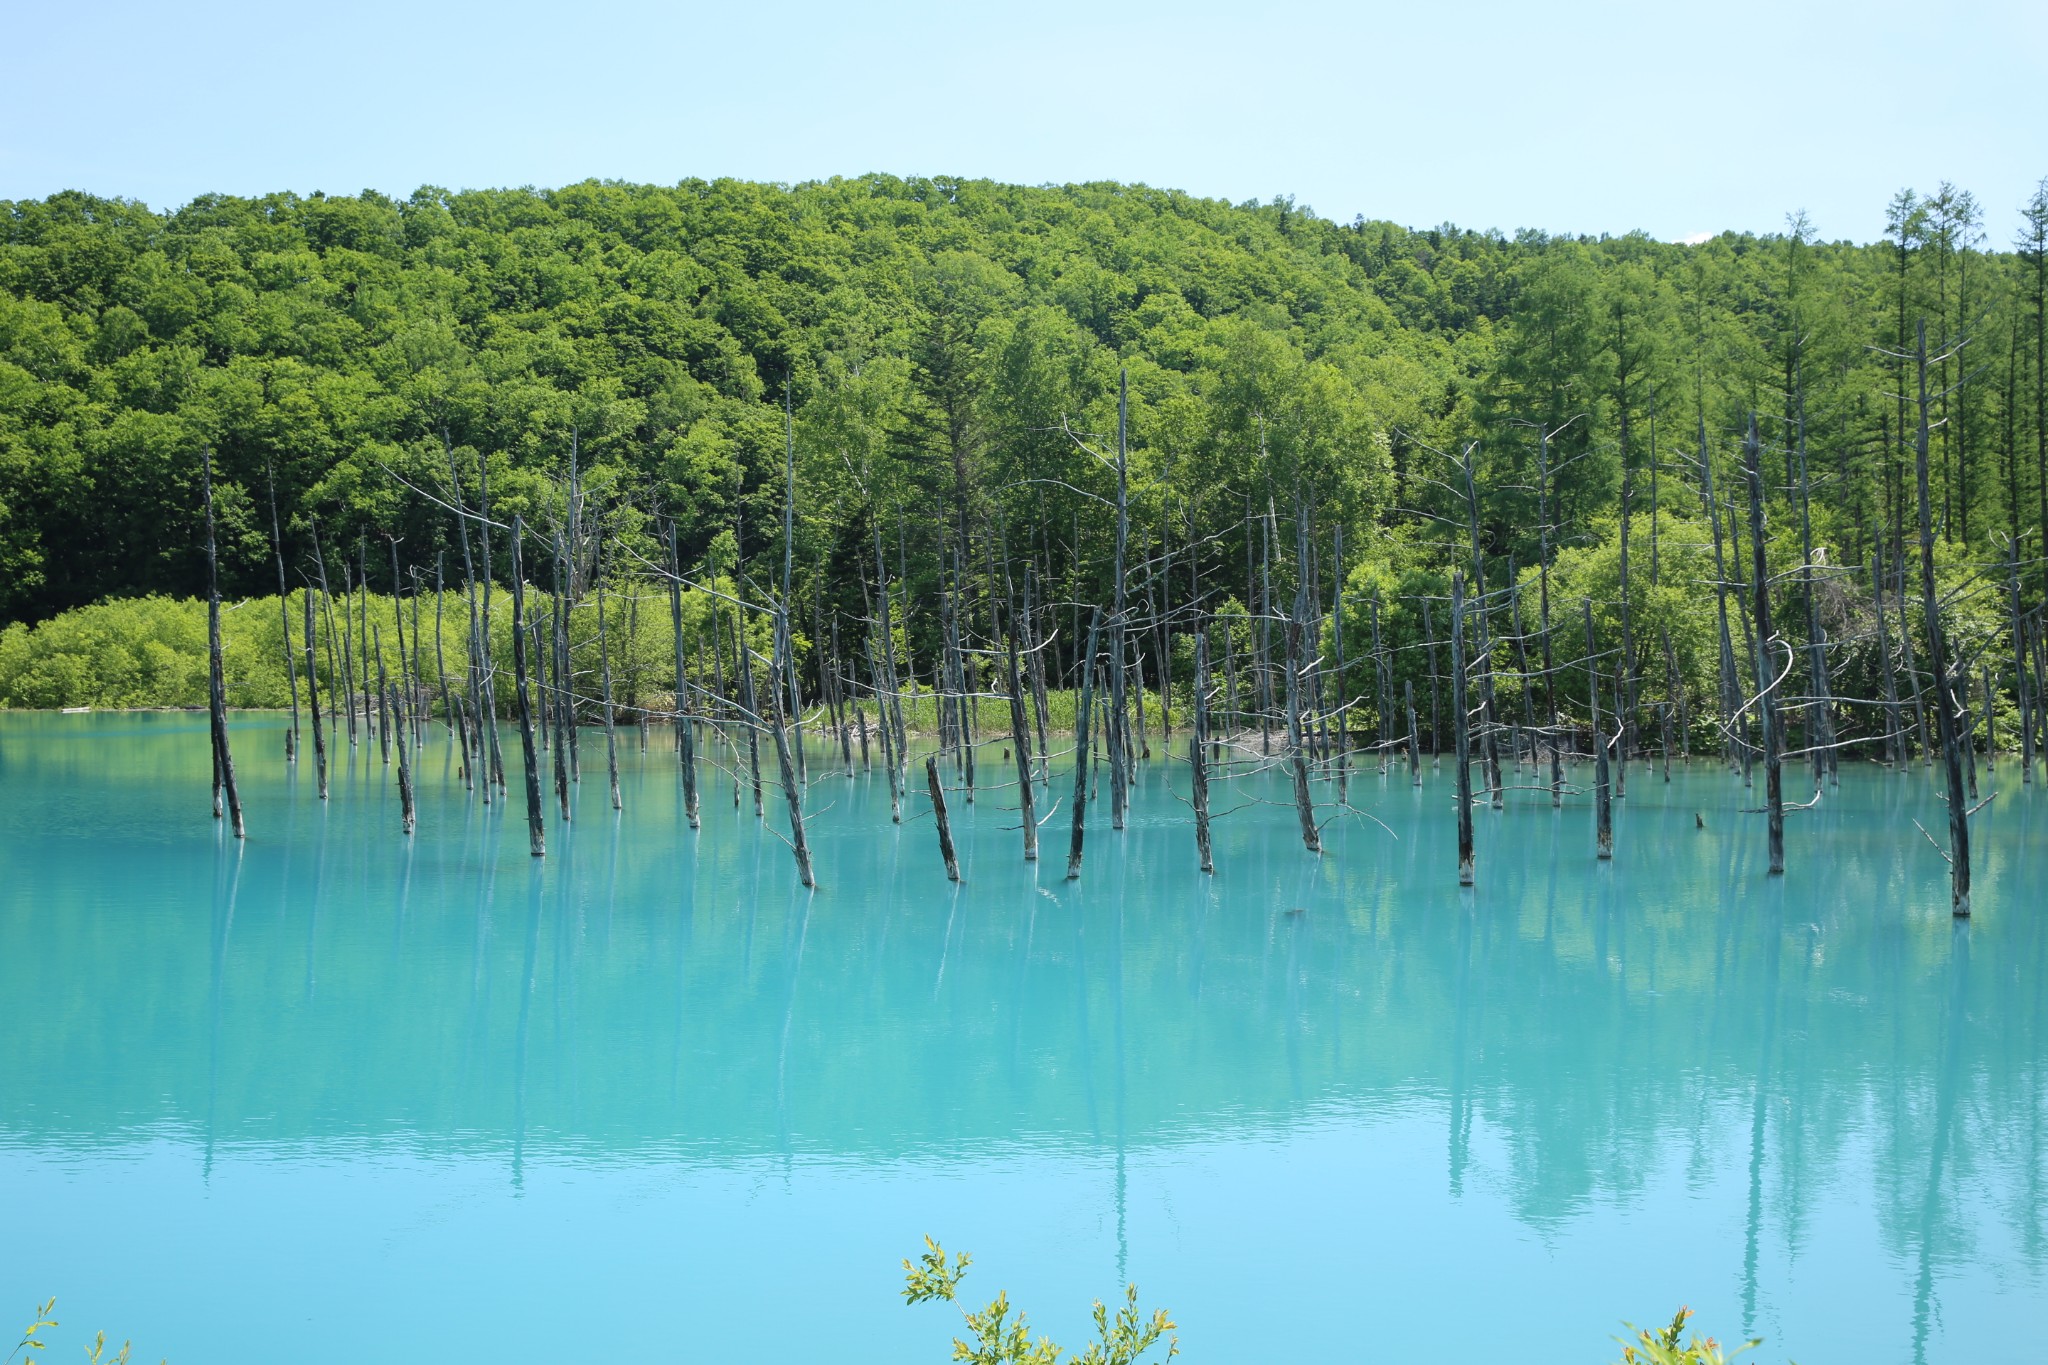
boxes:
[3,713,2043,1363]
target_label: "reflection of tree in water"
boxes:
[1910,923,1970,1365]
[7,763,2046,1332]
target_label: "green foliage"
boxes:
[9,1300,147,1365]
[1615,1306,1763,1365]
[2,174,2045,740]
[3,174,2042,635]
[902,1239,1176,1365]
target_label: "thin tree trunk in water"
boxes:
[1147,574,1168,754]
[1658,698,1673,783]
[304,591,328,798]
[831,612,854,774]
[358,543,375,751]
[474,453,505,792]
[1284,572,1321,855]
[1617,465,1636,798]
[2009,550,2033,783]
[735,610,765,818]
[1663,624,1688,762]
[1109,392,1132,823]
[1585,599,1612,861]
[203,448,244,839]
[874,524,908,781]
[1192,630,1213,874]
[311,522,341,731]
[926,755,959,882]
[1406,679,1422,785]
[1459,442,1504,809]
[374,626,392,777]
[390,681,415,835]
[1451,572,1474,886]
[389,541,411,749]
[1700,417,1741,772]
[434,555,465,785]
[1873,548,1904,765]
[550,542,572,823]
[1536,435,1563,805]
[767,607,815,889]
[1897,548,1932,765]
[870,640,902,822]
[267,466,299,763]
[668,527,700,829]
[1067,609,1100,880]
[382,634,413,839]
[1795,397,1835,792]
[1743,417,1785,876]
[1258,501,1274,756]
[438,447,486,794]
[1003,594,1037,862]
[1025,562,1051,783]
[1914,320,1970,914]
[1376,593,1392,773]
[339,564,359,747]
[411,571,425,748]
[532,609,552,760]
[508,516,546,858]
[597,545,623,813]
[1423,598,1442,756]
[1132,641,1150,761]
[1509,578,1538,773]
[1331,524,1349,798]
[375,621,393,768]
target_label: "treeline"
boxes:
[1,175,2044,637]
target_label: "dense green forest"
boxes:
[3,170,2046,806]
[3,174,2044,622]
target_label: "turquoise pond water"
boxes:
[2,712,2043,1363]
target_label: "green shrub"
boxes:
[903,1240,1177,1365]
[1615,1306,1762,1365]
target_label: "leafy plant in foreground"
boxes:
[903,1239,1178,1365]
[1616,1306,1763,1365]
[8,1300,145,1365]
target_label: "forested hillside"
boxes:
[1,175,2043,691]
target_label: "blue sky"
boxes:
[5,0,2043,243]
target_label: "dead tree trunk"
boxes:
[1066,609,1100,880]
[549,540,573,822]
[1284,528,1320,854]
[391,680,415,835]
[668,527,699,829]
[1406,678,1422,785]
[1192,629,1213,874]
[1451,571,1474,886]
[508,517,546,858]
[2009,549,2033,783]
[596,543,623,812]
[734,609,765,818]
[1584,599,1612,861]
[266,466,299,763]
[1003,589,1037,862]
[1331,524,1349,799]
[1873,547,1904,765]
[1743,417,1785,876]
[926,754,959,882]
[1700,417,1743,773]
[304,590,328,799]
[767,606,815,889]
[202,448,244,839]
[1914,321,1971,915]
[1617,465,1636,798]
